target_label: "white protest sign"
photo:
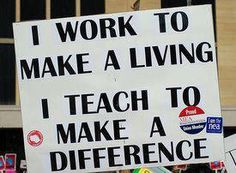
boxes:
[13,5,224,173]
[224,134,236,173]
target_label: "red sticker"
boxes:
[27,130,43,147]
[179,106,205,117]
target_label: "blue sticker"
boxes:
[206,117,223,133]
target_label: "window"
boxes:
[51,0,76,18]
[0,0,15,38]
[161,0,187,8]
[21,0,46,21]
[0,0,16,105]
[0,44,15,105]
[81,0,105,16]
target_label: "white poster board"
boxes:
[13,5,224,173]
[224,134,236,173]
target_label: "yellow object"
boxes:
[139,168,154,173]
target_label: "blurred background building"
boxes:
[0,0,235,172]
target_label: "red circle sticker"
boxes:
[27,130,43,147]
[179,106,206,134]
